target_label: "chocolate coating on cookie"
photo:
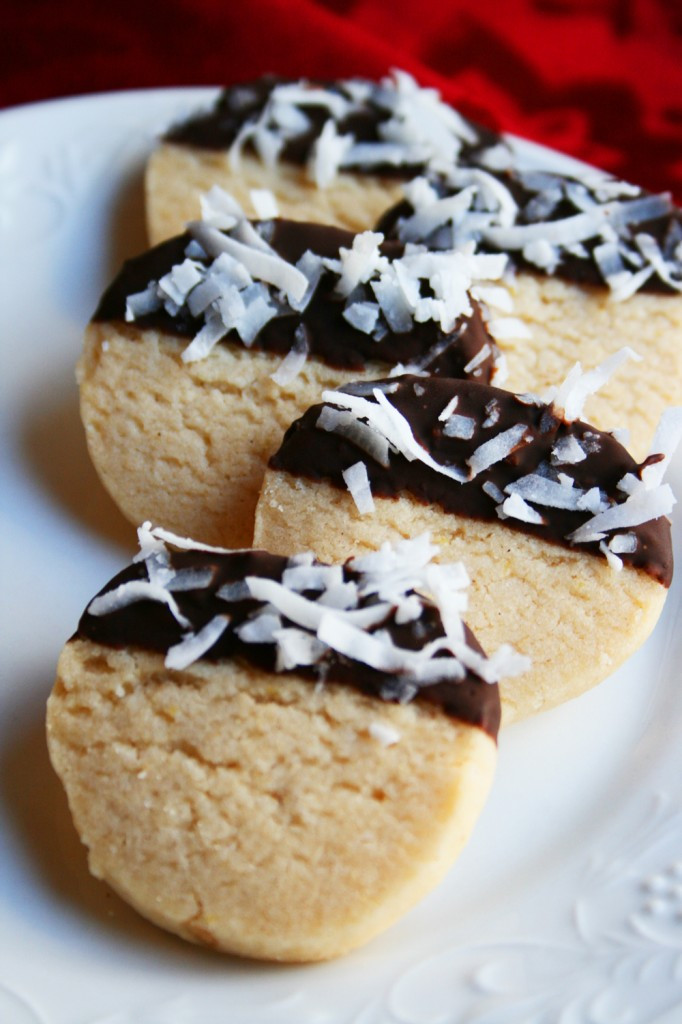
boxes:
[269,376,674,585]
[75,547,501,738]
[164,75,501,176]
[93,220,498,379]
[377,170,682,296]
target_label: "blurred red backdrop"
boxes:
[3,0,682,201]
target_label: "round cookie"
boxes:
[47,529,508,961]
[79,216,505,548]
[253,376,677,724]
[145,73,505,244]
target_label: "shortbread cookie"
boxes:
[146,72,508,243]
[47,527,513,961]
[80,213,506,547]
[378,169,682,459]
[254,375,677,723]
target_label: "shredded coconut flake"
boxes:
[216,579,252,602]
[87,580,192,629]
[497,492,545,524]
[482,479,505,504]
[328,231,389,297]
[467,423,529,478]
[237,612,282,644]
[369,721,401,746]
[270,325,309,385]
[599,541,623,572]
[282,564,344,593]
[200,185,246,227]
[438,395,459,421]
[125,283,161,321]
[342,461,375,515]
[343,300,381,334]
[640,406,682,490]
[165,615,230,670]
[551,347,641,422]
[551,435,587,465]
[273,627,327,671]
[576,486,608,515]
[249,188,279,219]
[488,317,532,341]
[136,522,237,555]
[569,484,676,544]
[443,413,476,440]
[482,399,500,428]
[308,119,354,187]
[316,405,393,466]
[609,532,638,554]
[166,567,216,592]
[505,472,587,511]
[463,343,492,373]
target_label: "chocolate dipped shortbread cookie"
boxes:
[79,201,508,547]
[47,527,521,961]
[254,372,678,723]
[146,72,506,244]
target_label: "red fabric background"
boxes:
[3,0,682,202]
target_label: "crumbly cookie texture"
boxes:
[254,473,667,725]
[500,274,682,462]
[77,323,389,548]
[146,145,406,244]
[47,639,496,961]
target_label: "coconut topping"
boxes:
[343,461,375,515]
[166,72,510,188]
[165,74,682,296]
[269,371,677,585]
[76,525,532,737]
[95,191,505,382]
[369,721,402,746]
[377,165,682,298]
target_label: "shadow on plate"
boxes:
[20,156,165,552]
[106,154,149,278]
[21,375,133,552]
[1,692,164,948]
[50,153,150,329]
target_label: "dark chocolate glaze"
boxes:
[269,376,673,586]
[92,220,498,379]
[75,548,501,739]
[376,172,682,295]
[164,76,501,177]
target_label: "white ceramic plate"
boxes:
[1,89,681,1024]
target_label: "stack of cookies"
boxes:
[47,71,681,962]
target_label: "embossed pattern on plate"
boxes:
[0,90,680,1024]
